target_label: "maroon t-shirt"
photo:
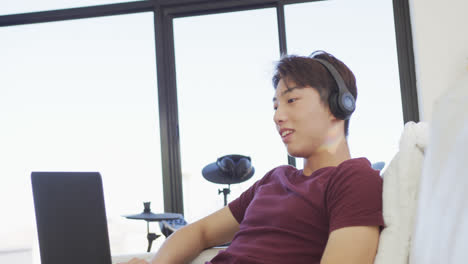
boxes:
[207,157,384,264]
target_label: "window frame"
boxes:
[0,0,417,214]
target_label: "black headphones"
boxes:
[311,57,356,120]
[216,154,253,181]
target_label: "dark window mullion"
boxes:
[154,8,184,214]
[276,3,296,167]
[0,1,154,27]
[393,0,419,123]
[277,2,288,56]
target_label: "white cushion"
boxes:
[374,121,428,264]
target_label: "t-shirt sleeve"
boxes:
[326,163,384,233]
[228,169,275,224]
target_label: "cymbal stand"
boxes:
[146,221,160,252]
[218,184,231,206]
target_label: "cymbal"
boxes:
[124,212,181,222]
[123,202,181,222]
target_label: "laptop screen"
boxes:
[31,172,112,264]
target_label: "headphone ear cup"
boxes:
[219,157,235,176]
[328,92,344,120]
[338,92,355,120]
[234,158,252,180]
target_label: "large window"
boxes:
[0,12,163,259]
[174,8,288,222]
[285,0,404,170]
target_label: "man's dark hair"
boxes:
[272,50,357,136]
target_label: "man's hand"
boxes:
[118,257,150,264]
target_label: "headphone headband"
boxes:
[311,57,356,120]
[312,58,347,94]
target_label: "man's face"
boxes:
[273,78,342,158]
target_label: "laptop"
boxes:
[31,172,112,264]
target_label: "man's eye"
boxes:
[287,98,297,103]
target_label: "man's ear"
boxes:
[328,109,345,133]
[327,106,338,121]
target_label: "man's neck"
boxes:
[302,138,351,176]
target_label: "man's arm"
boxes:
[147,206,239,264]
[320,226,380,264]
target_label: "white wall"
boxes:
[409,0,468,121]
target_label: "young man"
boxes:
[123,51,384,264]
